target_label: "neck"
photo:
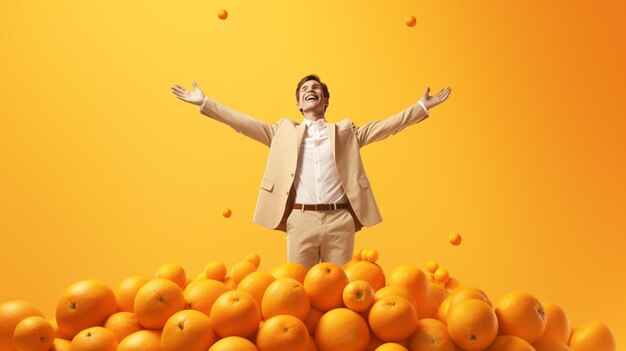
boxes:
[302,110,325,121]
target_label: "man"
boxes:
[171,75,451,269]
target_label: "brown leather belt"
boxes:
[293,203,350,211]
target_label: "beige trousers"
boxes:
[286,208,355,270]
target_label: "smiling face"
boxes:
[296,75,330,115]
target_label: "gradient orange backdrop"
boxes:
[1,0,625,346]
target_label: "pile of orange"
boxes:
[0,250,617,351]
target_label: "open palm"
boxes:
[420,87,452,110]
[171,81,205,106]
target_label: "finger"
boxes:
[172,86,186,93]
[192,81,199,88]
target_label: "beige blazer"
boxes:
[200,98,429,232]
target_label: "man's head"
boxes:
[296,74,330,115]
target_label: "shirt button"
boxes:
[285,191,289,195]
[290,173,294,177]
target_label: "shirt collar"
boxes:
[303,118,327,130]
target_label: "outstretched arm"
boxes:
[171,81,277,147]
[356,86,451,147]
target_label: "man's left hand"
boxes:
[420,87,452,110]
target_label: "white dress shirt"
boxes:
[293,118,348,205]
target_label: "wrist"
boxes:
[196,95,207,107]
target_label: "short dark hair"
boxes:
[295,74,330,103]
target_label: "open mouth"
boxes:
[305,94,318,102]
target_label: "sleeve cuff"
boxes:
[199,96,209,111]
[418,100,429,114]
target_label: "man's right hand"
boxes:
[171,81,206,106]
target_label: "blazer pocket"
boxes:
[358,177,370,189]
[260,178,274,192]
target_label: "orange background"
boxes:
[1,0,624,346]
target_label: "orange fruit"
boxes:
[495,291,546,344]
[210,290,260,339]
[217,9,228,20]
[256,314,309,351]
[103,312,142,342]
[230,261,258,285]
[50,338,71,351]
[314,308,369,351]
[447,299,498,351]
[407,318,456,351]
[448,233,462,246]
[55,279,117,339]
[435,295,452,324]
[114,276,150,312]
[270,262,308,284]
[304,262,349,311]
[404,15,417,27]
[134,278,185,329]
[386,265,428,310]
[483,335,535,351]
[69,326,117,351]
[448,286,492,310]
[223,208,232,218]
[13,316,54,351]
[262,277,310,320]
[303,307,324,335]
[362,249,379,263]
[343,280,375,313]
[532,338,573,351]
[184,279,230,316]
[237,271,276,310]
[156,263,187,288]
[375,343,408,351]
[569,322,616,351]
[49,318,59,337]
[204,261,227,281]
[426,260,439,273]
[420,282,450,319]
[352,249,364,261]
[374,286,417,312]
[416,318,448,332]
[0,300,44,351]
[117,330,161,351]
[444,276,461,290]
[536,302,570,343]
[433,268,449,284]
[344,260,386,291]
[222,276,237,290]
[208,336,258,351]
[161,309,217,351]
[245,253,261,268]
[368,295,418,342]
